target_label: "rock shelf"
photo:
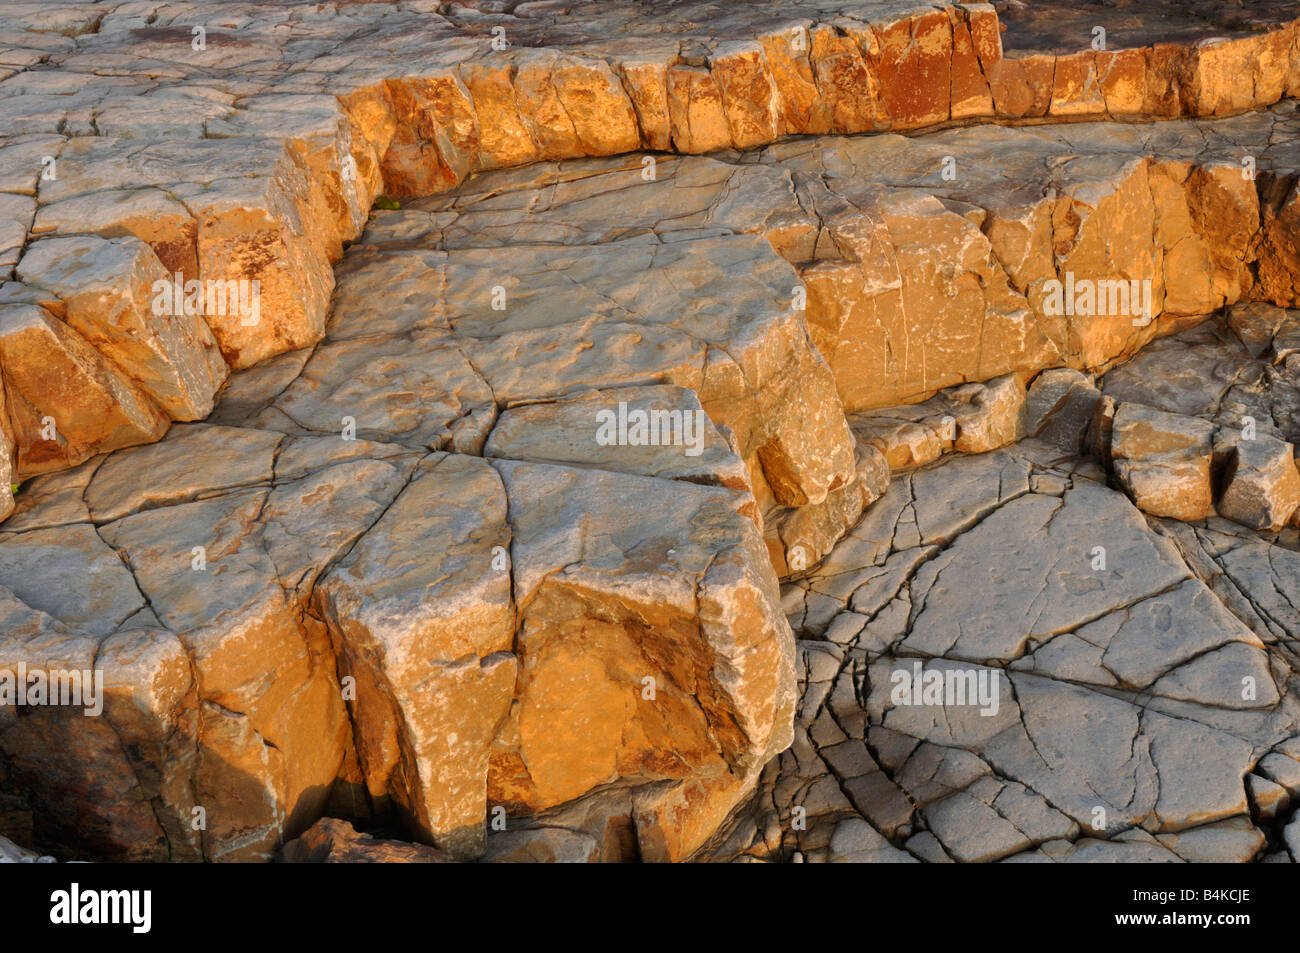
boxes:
[2,0,1300,863]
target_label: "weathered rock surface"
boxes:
[0,414,796,862]
[705,440,1300,863]
[849,374,1027,472]
[1217,433,1300,532]
[1111,403,1216,522]
[4,0,1300,866]
[1100,309,1300,531]
[3,0,1300,479]
[16,234,227,420]
[280,817,452,863]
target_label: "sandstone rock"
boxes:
[1258,171,1300,308]
[483,386,753,499]
[1111,403,1216,521]
[848,374,1026,472]
[289,233,855,510]
[179,159,336,370]
[1101,321,1259,421]
[83,424,281,523]
[767,440,889,577]
[7,79,1300,492]
[944,375,1027,454]
[5,0,1300,869]
[0,592,172,862]
[1215,432,1300,531]
[281,817,452,863]
[489,459,795,831]
[711,436,1292,861]
[95,491,353,862]
[794,182,1052,411]
[0,302,168,477]
[0,433,427,861]
[269,334,497,453]
[32,187,201,281]
[17,234,227,420]
[314,454,516,861]
[849,415,945,472]
[1283,814,1300,862]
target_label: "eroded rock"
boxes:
[1111,403,1216,521]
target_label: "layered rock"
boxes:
[707,442,1298,863]
[3,0,1300,482]
[1098,308,1300,531]
[3,0,1300,867]
[0,405,797,862]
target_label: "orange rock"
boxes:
[0,303,168,476]
[1049,52,1104,118]
[183,158,335,370]
[461,60,540,171]
[1258,171,1300,308]
[617,57,673,150]
[33,187,200,282]
[549,54,641,156]
[380,75,477,195]
[314,454,516,860]
[18,235,228,421]
[634,771,756,862]
[711,42,782,150]
[1099,48,1147,116]
[283,817,453,862]
[875,11,952,128]
[666,65,732,153]
[809,24,882,134]
[488,460,796,820]
[1143,44,1191,117]
[513,51,640,160]
[988,54,1054,119]
[757,24,828,135]
[948,7,995,120]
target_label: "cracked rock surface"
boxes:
[707,435,1300,863]
[3,0,1300,496]
[3,0,1300,864]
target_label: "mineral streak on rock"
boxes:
[3,0,1300,865]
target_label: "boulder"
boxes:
[1110,403,1216,521]
[17,234,227,420]
[0,302,167,477]
[281,817,452,863]
[1216,433,1300,531]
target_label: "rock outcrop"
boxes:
[3,0,1300,488]
[3,0,1300,865]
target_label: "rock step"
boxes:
[8,98,1300,861]
[290,104,1300,567]
[0,424,795,862]
[3,0,1300,503]
[3,0,1300,864]
[849,305,1300,537]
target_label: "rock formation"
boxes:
[2,0,1300,864]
